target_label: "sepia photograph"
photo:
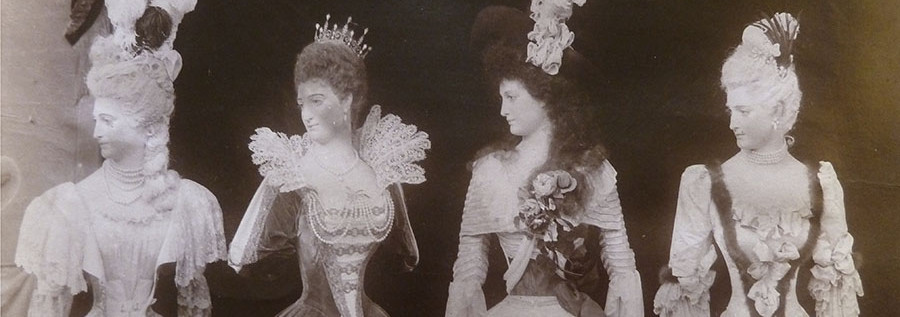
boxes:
[2,0,898,316]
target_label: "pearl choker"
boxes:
[741,141,789,165]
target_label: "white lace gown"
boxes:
[14,176,226,316]
[653,162,863,317]
[229,105,430,317]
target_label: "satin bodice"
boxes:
[654,162,863,317]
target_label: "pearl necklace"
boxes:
[313,150,360,182]
[103,161,145,206]
[306,190,394,245]
[742,142,789,165]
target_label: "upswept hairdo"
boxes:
[294,41,369,128]
[721,15,803,131]
[86,37,181,213]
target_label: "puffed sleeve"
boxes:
[653,165,718,317]
[580,160,643,317]
[808,162,863,317]
[171,180,227,316]
[445,157,495,317]
[14,183,88,317]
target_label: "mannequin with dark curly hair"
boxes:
[446,6,643,317]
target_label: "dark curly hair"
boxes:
[478,42,609,216]
[294,41,369,128]
[481,43,607,172]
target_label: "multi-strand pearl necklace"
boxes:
[741,141,789,165]
[306,190,394,245]
[103,160,145,206]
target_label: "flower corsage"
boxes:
[516,169,593,282]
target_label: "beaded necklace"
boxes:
[313,150,361,183]
[306,189,394,245]
[741,141,789,165]
[103,160,145,206]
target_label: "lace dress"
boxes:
[446,153,643,317]
[653,162,863,317]
[14,175,227,316]
[229,105,430,317]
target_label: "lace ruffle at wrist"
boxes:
[653,247,717,317]
[809,233,863,317]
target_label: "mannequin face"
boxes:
[726,86,785,152]
[499,79,550,137]
[297,79,352,144]
[92,97,150,163]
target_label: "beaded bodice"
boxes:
[303,188,395,317]
[231,105,429,317]
[304,189,394,246]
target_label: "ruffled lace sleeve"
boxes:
[446,156,496,317]
[358,105,431,189]
[653,165,718,317]
[248,127,311,193]
[170,180,227,316]
[580,160,644,317]
[14,183,88,317]
[808,162,863,317]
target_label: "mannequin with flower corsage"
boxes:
[228,15,430,317]
[653,13,863,317]
[446,4,643,317]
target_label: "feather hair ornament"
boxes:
[750,12,800,74]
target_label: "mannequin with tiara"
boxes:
[228,15,430,317]
[447,3,643,317]
[653,13,863,317]
[14,2,226,316]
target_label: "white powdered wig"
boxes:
[722,13,802,129]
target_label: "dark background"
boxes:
[166,0,899,315]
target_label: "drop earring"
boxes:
[772,120,779,130]
[785,135,795,146]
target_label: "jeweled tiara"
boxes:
[314,14,372,59]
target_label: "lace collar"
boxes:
[248,105,431,193]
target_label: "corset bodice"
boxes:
[299,189,394,317]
